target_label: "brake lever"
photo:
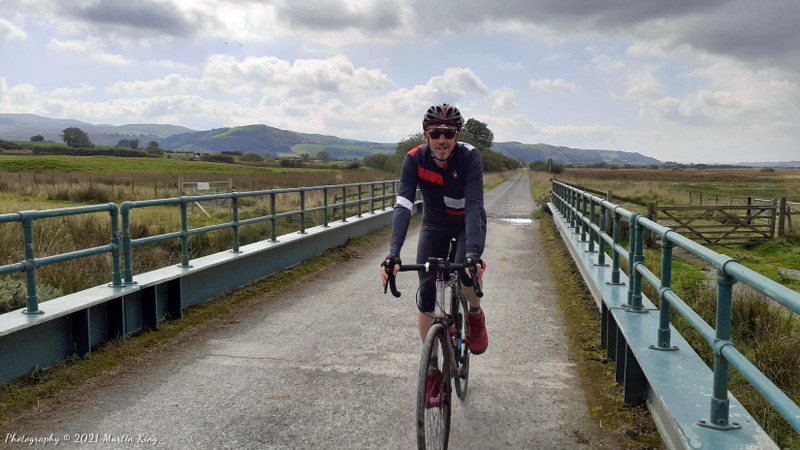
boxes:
[384,266,401,298]
[468,266,484,298]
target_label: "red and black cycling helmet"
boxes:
[422,103,464,131]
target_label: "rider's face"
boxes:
[425,127,458,162]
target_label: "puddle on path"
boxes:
[494,216,534,225]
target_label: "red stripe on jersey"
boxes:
[418,167,443,185]
[447,209,465,216]
[408,144,423,156]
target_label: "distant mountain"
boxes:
[159,124,395,159]
[730,161,800,168]
[0,113,194,146]
[493,142,661,166]
[1,113,669,165]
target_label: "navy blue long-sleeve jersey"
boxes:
[389,142,487,258]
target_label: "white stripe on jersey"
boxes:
[444,196,465,209]
[396,195,414,210]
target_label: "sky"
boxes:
[1,1,799,164]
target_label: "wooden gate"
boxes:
[651,202,776,246]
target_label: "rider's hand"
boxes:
[380,254,401,286]
[464,253,485,285]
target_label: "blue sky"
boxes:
[1,0,799,163]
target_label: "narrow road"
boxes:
[8,171,590,449]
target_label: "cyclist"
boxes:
[380,103,488,394]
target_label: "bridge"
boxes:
[1,172,797,448]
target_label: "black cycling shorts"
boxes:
[415,223,475,312]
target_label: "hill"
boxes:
[158,125,395,159]
[0,113,193,146]
[493,142,661,166]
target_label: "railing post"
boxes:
[357,184,363,218]
[109,206,122,287]
[270,192,278,243]
[565,188,572,227]
[651,232,677,351]
[121,204,135,284]
[231,195,241,253]
[587,199,597,252]
[627,219,647,313]
[299,190,306,234]
[323,186,329,227]
[699,269,741,430]
[341,186,347,222]
[596,203,609,267]
[608,211,624,285]
[369,184,375,214]
[179,201,191,268]
[625,214,638,306]
[21,215,43,315]
[382,182,387,210]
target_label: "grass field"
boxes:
[557,167,800,205]
[0,154,335,175]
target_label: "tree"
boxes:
[129,138,140,150]
[317,151,332,162]
[463,118,494,149]
[146,140,160,150]
[61,127,93,148]
[30,135,44,142]
[239,152,263,163]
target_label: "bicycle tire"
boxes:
[454,294,470,400]
[416,323,451,450]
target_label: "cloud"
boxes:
[47,37,131,65]
[51,85,96,98]
[65,0,212,38]
[0,18,27,44]
[202,54,391,94]
[529,78,578,93]
[107,74,196,95]
[275,0,401,32]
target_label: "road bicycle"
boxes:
[384,241,483,449]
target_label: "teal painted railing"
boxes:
[551,179,800,434]
[0,204,121,313]
[0,180,397,313]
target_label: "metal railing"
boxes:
[0,180,398,313]
[551,179,800,434]
[0,204,121,315]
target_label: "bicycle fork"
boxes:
[434,276,463,379]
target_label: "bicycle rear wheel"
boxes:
[454,295,470,400]
[416,323,451,449]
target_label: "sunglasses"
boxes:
[428,129,457,140]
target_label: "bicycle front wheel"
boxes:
[416,323,451,450]
[454,294,470,400]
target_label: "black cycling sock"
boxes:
[469,307,481,315]
[428,358,438,370]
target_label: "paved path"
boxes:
[6,171,590,449]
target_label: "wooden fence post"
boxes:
[647,202,657,247]
[747,196,753,225]
[778,197,787,237]
[770,199,777,239]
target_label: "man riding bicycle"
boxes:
[380,103,489,361]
